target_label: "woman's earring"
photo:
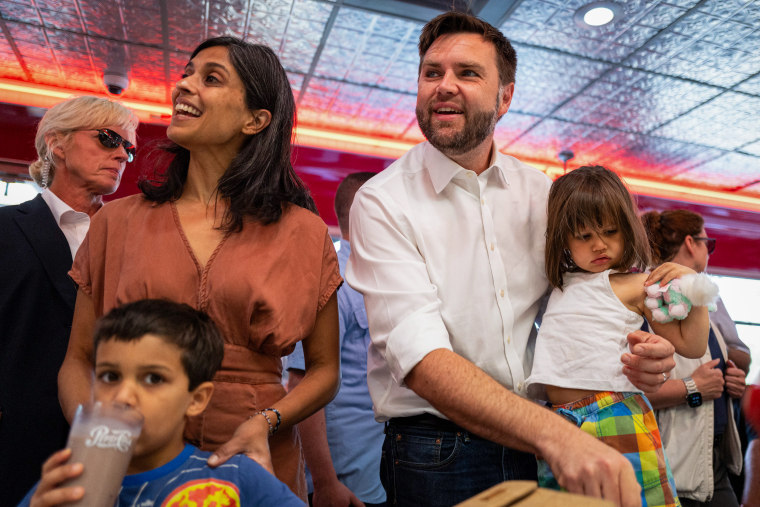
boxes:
[40,159,51,188]
[563,249,577,270]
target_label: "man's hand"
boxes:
[691,358,725,400]
[312,479,365,507]
[724,359,746,399]
[621,330,676,392]
[208,414,274,473]
[29,449,85,507]
[407,349,641,505]
[542,426,642,507]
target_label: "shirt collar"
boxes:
[40,188,73,226]
[424,141,508,194]
[40,188,88,225]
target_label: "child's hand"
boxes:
[645,262,696,287]
[622,330,676,392]
[30,449,84,507]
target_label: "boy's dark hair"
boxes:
[641,209,704,265]
[418,11,517,86]
[334,172,375,237]
[93,299,225,390]
[545,165,651,290]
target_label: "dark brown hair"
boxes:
[334,172,375,236]
[545,166,651,289]
[641,209,704,264]
[418,11,517,86]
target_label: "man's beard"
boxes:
[416,101,500,156]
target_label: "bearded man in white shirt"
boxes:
[346,11,675,507]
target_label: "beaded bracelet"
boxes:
[253,407,282,435]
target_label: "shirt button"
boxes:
[517,382,523,391]
[507,336,511,344]
[490,243,495,251]
[499,289,504,297]
[481,198,485,205]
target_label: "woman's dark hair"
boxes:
[641,209,704,264]
[138,36,316,231]
[545,165,651,290]
[93,299,224,391]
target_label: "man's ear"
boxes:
[497,82,515,118]
[242,109,272,136]
[186,381,214,417]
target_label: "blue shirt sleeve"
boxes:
[286,340,306,371]
[16,483,36,506]
[235,456,306,505]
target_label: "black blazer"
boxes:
[0,194,77,506]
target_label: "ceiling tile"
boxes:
[0,2,40,24]
[676,152,760,189]
[0,0,756,206]
[653,92,760,150]
[511,45,611,116]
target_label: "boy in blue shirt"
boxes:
[21,299,303,506]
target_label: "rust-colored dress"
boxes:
[70,194,342,499]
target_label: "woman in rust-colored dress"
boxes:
[58,37,341,499]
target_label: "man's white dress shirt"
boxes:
[346,142,552,421]
[40,188,90,260]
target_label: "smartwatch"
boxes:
[683,377,702,408]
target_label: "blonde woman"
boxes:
[0,95,137,507]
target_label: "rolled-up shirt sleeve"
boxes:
[346,185,452,386]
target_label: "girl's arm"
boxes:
[642,262,710,359]
[208,292,341,469]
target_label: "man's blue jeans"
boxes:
[381,416,537,506]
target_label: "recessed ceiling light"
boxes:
[574,2,622,29]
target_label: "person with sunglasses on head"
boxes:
[0,95,138,507]
[57,36,341,500]
[642,209,746,507]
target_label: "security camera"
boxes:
[103,72,129,95]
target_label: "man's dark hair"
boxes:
[93,299,225,390]
[334,172,375,237]
[138,36,316,231]
[418,11,517,86]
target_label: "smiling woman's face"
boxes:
[167,45,254,153]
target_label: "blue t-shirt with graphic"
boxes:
[18,444,304,506]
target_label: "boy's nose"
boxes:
[112,382,138,407]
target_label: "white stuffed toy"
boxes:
[645,273,719,323]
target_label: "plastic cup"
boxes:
[62,402,143,506]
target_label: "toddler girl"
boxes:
[526,166,713,507]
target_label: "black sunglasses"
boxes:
[693,236,716,255]
[76,128,136,162]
